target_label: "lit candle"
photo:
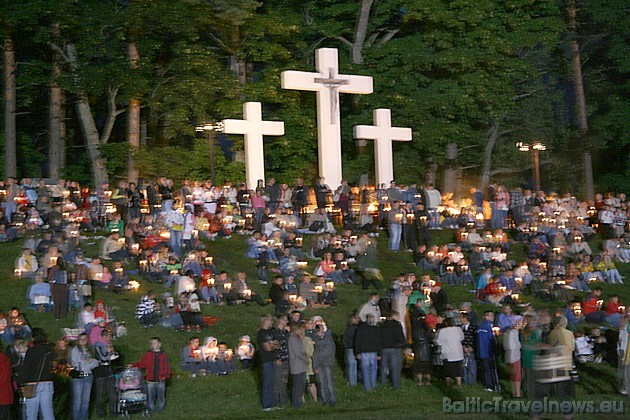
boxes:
[169,269,178,275]
[129,280,140,291]
[289,294,297,302]
[314,285,323,293]
[297,261,308,268]
[511,293,519,302]
[224,282,231,291]
[139,260,147,270]
[492,326,500,336]
[51,257,58,265]
[326,281,335,291]
[131,243,140,252]
[14,268,21,277]
[205,257,213,265]
[296,237,303,246]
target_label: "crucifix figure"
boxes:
[353,108,412,187]
[221,102,285,190]
[282,48,373,189]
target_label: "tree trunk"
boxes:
[49,24,64,179]
[479,121,500,192]
[566,0,593,200]
[4,37,17,178]
[65,43,110,186]
[127,41,140,184]
[351,0,374,65]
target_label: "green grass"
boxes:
[1,229,629,419]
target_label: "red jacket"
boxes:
[132,351,171,382]
[0,353,13,405]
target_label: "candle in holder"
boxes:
[326,281,335,291]
[223,282,231,291]
[296,237,303,246]
[296,261,308,268]
[511,293,520,302]
[131,243,140,252]
[596,299,604,307]
[447,266,454,273]
[289,294,297,302]
[139,260,148,270]
[243,289,252,297]
[14,268,21,277]
[208,278,215,286]
[169,269,178,275]
[129,280,140,291]
[461,265,469,271]
[118,237,126,244]
[205,257,213,265]
[619,305,626,313]
[51,257,58,265]
[341,261,348,269]
[515,277,523,285]
[314,285,323,293]
[492,326,500,336]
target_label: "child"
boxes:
[215,342,237,375]
[131,337,171,413]
[236,335,255,370]
[283,276,298,294]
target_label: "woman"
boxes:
[17,328,54,420]
[47,252,69,320]
[435,318,465,387]
[69,333,99,420]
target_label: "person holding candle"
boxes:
[387,201,403,252]
[476,310,499,392]
[180,336,203,377]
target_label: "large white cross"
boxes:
[221,102,285,190]
[353,108,412,187]
[281,48,373,189]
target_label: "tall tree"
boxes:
[3,36,16,178]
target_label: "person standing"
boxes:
[388,201,403,251]
[0,344,13,420]
[272,314,290,408]
[380,312,406,389]
[257,314,278,411]
[69,333,98,420]
[291,178,307,226]
[48,256,69,320]
[18,330,54,419]
[476,311,499,392]
[313,177,331,210]
[460,312,477,385]
[93,330,119,417]
[354,314,382,391]
[435,318,465,388]
[342,315,359,386]
[312,325,336,406]
[131,337,172,413]
[287,322,308,409]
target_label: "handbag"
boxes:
[19,352,48,399]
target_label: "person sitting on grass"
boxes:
[27,274,52,312]
[181,336,204,377]
[135,291,160,328]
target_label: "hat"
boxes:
[239,335,250,343]
[163,292,172,298]
[94,317,105,324]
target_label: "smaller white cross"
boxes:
[222,102,285,190]
[353,109,412,187]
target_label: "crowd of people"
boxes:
[0,175,629,419]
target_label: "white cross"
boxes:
[221,102,285,190]
[353,108,412,187]
[282,48,373,189]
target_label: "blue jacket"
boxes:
[476,319,495,359]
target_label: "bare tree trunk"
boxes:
[351,0,374,65]
[567,0,593,200]
[4,37,16,178]
[49,24,64,179]
[479,121,500,192]
[64,43,116,186]
[127,41,140,183]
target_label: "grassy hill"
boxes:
[1,229,629,419]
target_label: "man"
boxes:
[357,293,381,323]
[272,314,290,408]
[392,286,412,339]
[387,201,403,251]
[287,321,308,409]
[266,178,280,213]
[430,282,448,315]
[476,310,499,391]
[380,312,405,389]
[164,204,184,258]
[460,312,477,385]
[291,178,307,225]
[135,291,160,328]
[546,316,575,411]
[313,177,331,210]
[354,314,382,391]
[131,337,171,413]
[257,314,278,410]
[100,231,127,261]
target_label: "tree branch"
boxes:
[335,36,353,48]
[375,29,399,47]
[100,85,122,144]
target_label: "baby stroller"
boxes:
[115,367,148,416]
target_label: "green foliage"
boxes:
[0,134,46,179]
[134,138,244,182]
